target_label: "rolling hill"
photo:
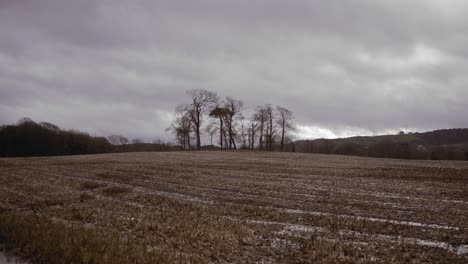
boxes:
[292,129,468,160]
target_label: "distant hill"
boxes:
[291,129,468,161]
[0,119,181,157]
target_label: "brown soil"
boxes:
[0,151,467,263]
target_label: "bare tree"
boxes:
[248,124,255,150]
[248,114,260,150]
[168,90,296,152]
[239,116,248,149]
[152,137,163,145]
[17,117,34,125]
[132,138,144,144]
[223,96,244,150]
[252,105,277,151]
[107,135,129,145]
[254,107,268,150]
[276,106,295,152]
[265,104,276,151]
[205,121,218,146]
[186,89,218,150]
[166,105,193,150]
[40,122,60,132]
[209,105,230,149]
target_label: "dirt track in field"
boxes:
[1,151,468,263]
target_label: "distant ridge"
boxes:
[292,128,468,160]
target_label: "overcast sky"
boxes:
[1,0,467,142]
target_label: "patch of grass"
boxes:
[101,186,131,196]
[79,192,94,202]
[80,181,106,190]
[96,173,132,183]
[0,212,201,263]
[26,199,65,211]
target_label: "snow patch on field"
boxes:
[270,238,298,249]
[373,235,468,256]
[456,244,468,255]
[365,192,468,205]
[280,208,460,230]
[152,190,212,204]
[246,218,468,256]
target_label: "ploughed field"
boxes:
[0,151,467,263]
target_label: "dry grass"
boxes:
[0,151,467,263]
[80,181,106,190]
[101,186,131,196]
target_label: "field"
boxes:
[0,151,467,263]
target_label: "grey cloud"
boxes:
[1,0,468,142]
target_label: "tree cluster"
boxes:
[0,118,112,157]
[168,89,295,151]
[0,118,181,157]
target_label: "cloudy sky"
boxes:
[1,0,467,142]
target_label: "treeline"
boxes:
[0,118,180,157]
[293,129,468,161]
[168,89,295,151]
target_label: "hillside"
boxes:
[293,129,468,160]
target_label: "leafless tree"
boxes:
[107,135,129,145]
[265,104,276,151]
[152,137,163,145]
[17,117,34,125]
[254,107,268,150]
[166,105,193,150]
[186,89,218,150]
[205,121,218,146]
[168,89,296,152]
[239,116,248,149]
[40,122,60,132]
[248,126,254,150]
[247,114,260,150]
[209,105,230,149]
[132,138,144,144]
[223,96,244,150]
[276,106,295,152]
[252,104,277,151]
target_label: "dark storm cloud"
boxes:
[1,0,468,141]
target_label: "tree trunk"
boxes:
[231,134,237,150]
[247,128,251,150]
[219,117,223,149]
[251,130,255,149]
[196,111,201,151]
[280,119,285,152]
[251,124,256,150]
[259,123,264,150]
[228,116,233,150]
[269,115,273,151]
[224,133,229,150]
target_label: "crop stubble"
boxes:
[0,151,467,263]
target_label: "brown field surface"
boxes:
[0,151,468,263]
